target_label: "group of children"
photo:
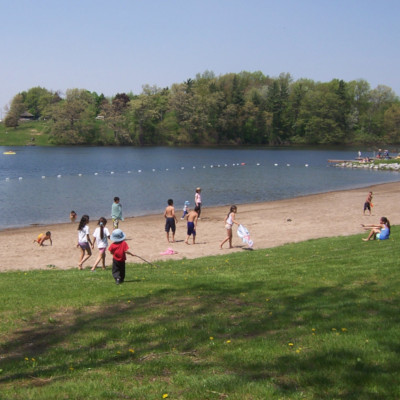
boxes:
[34,186,245,285]
[163,187,203,244]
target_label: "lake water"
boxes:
[1,146,399,229]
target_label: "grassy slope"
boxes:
[0,230,399,399]
[0,121,51,146]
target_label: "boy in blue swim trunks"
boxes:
[185,206,199,244]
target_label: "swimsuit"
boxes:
[377,226,390,240]
[165,217,176,233]
[187,221,196,236]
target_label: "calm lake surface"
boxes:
[1,146,399,229]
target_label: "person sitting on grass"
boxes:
[361,217,390,241]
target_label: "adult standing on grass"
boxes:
[361,217,390,241]
[108,229,134,285]
[111,196,123,229]
[195,187,202,219]
[220,205,239,249]
[77,215,92,269]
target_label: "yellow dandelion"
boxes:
[341,328,347,332]
[312,328,316,332]
[31,358,36,361]
[226,340,231,344]
[266,298,270,301]
[129,349,135,353]
[69,367,74,371]
[24,357,29,361]
[209,337,214,340]
[162,394,169,399]
[116,351,121,354]
[332,328,337,331]
[288,342,294,346]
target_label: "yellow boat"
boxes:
[3,151,16,155]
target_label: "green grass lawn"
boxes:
[1,230,399,399]
[0,121,51,146]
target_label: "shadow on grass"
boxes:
[1,272,400,399]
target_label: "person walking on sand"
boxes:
[91,217,110,271]
[77,215,92,269]
[111,197,123,229]
[34,231,52,246]
[363,191,373,216]
[195,187,202,218]
[164,199,177,243]
[220,205,239,249]
[361,217,390,241]
[108,229,134,285]
[185,206,199,244]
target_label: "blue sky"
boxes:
[1,0,399,116]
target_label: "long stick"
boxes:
[134,254,159,268]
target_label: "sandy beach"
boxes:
[1,182,399,272]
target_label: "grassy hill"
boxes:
[0,231,399,399]
[0,121,51,146]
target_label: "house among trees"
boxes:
[19,111,35,121]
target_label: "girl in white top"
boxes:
[91,217,111,271]
[220,205,239,249]
[77,215,92,270]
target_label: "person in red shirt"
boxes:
[108,229,134,284]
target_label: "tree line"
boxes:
[4,71,400,146]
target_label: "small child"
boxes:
[164,199,178,243]
[91,217,110,271]
[108,229,134,284]
[181,201,190,219]
[34,231,52,246]
[70,210,77,222]
[77,215,92,270]
[363,191,373,216]
[185,207,199,245]
[111,197,123,229]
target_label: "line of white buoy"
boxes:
[3,163,312,181]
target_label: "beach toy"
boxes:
[237,224,254,248]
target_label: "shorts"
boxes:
[187,222,196,236]
[98,247,106,254]
[225,223,233,230]
[79,242,90,250]
[165,217,176,233]
[112,218,120,229]
[364,202,371,211]
[377,233,389,240]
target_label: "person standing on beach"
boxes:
[108,229,134,284]
[363,191,373,216]
[195,187,202,218]
[77,215,92,269]
[91,217,110,271]
[111,197,123,229]
[164,199,177,243]
[220,205,239,249]
[185,206,199,244]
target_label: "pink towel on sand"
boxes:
[160,248,178,255]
